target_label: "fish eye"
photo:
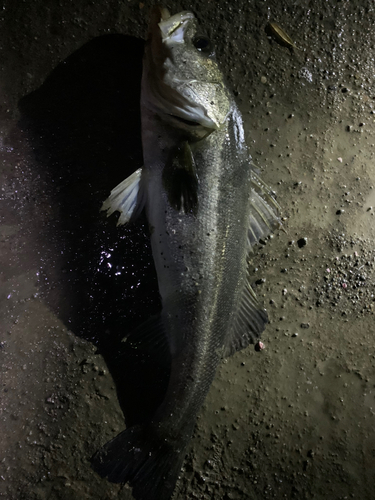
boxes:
[193,36,212,53]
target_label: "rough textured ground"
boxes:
[1,1,375,499]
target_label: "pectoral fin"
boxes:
[101,167,145,225]
[162,141,198,215]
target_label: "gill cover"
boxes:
[142,7,231,133]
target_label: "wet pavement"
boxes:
[1,1,375,499]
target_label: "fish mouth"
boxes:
[159,10,221,130]
[169,114,201,127]
[167,113,213,138]
[158,10,195,44]
[144,7,226,132]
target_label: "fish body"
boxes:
[93,8,280,500]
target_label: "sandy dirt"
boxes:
[1,1,375,499]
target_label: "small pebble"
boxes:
[255,341,265,351]
[337,157,343,163]
[255,278,266,285]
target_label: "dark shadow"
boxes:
[18,34,170,427]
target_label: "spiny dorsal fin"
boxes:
[162,141,198,215]
[101,167,145,225]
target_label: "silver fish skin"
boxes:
[93,8,280,500]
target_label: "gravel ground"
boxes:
[1,1,375,499]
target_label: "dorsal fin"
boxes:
[223,268,268,357]
[248,170,281,247]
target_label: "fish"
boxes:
[92,7,281,500]
[265,21,297,51]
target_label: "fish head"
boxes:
[143,7,232,138]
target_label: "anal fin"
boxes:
[122,314,171,365]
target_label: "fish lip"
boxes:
[164,97,221,131]
[167,113,218,136]
[158,11,196,43]
[166,80,226,130]
[168,113,202,127]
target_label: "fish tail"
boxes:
[91,424,185,500]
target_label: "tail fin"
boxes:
[91,425,186,500]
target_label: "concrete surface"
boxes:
[1,1,375,499]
